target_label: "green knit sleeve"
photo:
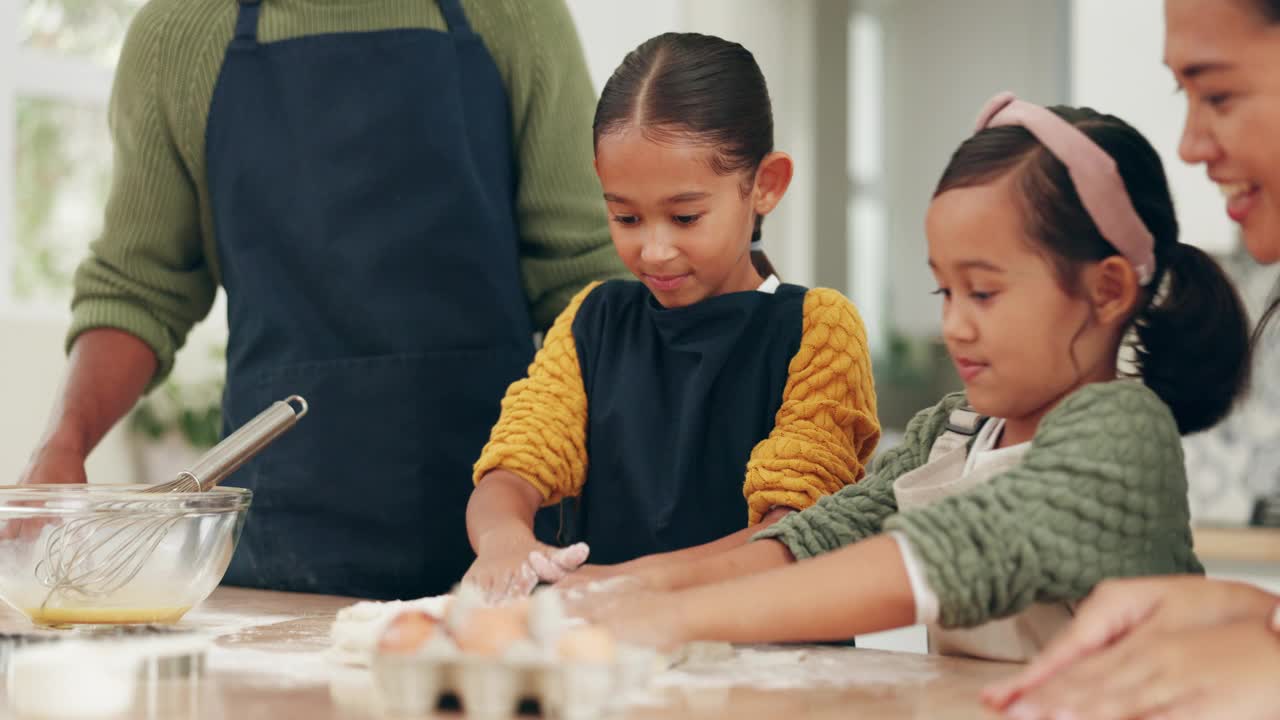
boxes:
[753,393,969,558]
[67,1,216,387]
[886,381,1203,629]
[473,0,628,331]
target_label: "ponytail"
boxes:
[749,214,778,278]
[750,250,777,279]
[1132,242,1252,434]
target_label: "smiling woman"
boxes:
[1166,0,1280,268]
[977,2,1280,718]
[1161,0,1280,527]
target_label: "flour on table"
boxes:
[652,645,940,692]
[179,608,299,637]
[207,644,359,689]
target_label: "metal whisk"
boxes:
[35,396,308,603]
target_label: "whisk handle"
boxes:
[179,395,308,491]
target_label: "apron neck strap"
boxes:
[927,406,988,463]
[233,0,263,46]
[436,0,475,36]
[232,1,474,47]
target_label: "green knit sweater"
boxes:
[69,0,627,383]
[755,380,1203,629]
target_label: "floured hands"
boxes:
[463,536,590,604]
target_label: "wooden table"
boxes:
[0,588,1008,719]
[1194,525,1280,566]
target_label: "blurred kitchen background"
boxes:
[0,0,1276,531]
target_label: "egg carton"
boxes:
[371,644,656,719]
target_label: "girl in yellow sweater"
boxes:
[461,32,879,601]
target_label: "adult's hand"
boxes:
[983,576,1277,711]
[19,445,87,485]
[995,615,1280,720]
[19,328,156,487]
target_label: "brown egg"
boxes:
[453,606,530,657]
[557,625,617,663]
[377,610,441,655]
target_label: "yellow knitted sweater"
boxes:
[473,282,880,525]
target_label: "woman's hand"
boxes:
[983,576,1277,711]
[994,616,1280,720]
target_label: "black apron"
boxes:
[563,280,806,564]
[205,0,534,599]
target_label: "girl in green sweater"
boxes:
[574,93,1255,662]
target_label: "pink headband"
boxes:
[974,91,1155,286]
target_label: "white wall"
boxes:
[562,0,684,93]
[877,0,1236,339]
[884,0,1072,338]
[1071,0,1236,255]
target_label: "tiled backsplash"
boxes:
[1183,253,1280,525]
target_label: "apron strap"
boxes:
[927,406,987,463]
[233,0,263,47]
[436,0,475,36]
[234,0,472,48]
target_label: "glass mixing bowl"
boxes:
[0,485,250,627]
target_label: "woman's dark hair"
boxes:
[934,106,1251,434]
[593,32,778,278]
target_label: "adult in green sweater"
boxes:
[19,0,625,600]
[984,1,1280,718]
[574,95,1254,662]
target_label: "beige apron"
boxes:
[892,410,1074,663]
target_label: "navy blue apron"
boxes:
[205,0,534,600]
[564,281,806,564]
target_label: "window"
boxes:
[846,5,886,353]
[3,0,144,310]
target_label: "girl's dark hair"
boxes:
[934,106,1251,434]
[593,32,778,278]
